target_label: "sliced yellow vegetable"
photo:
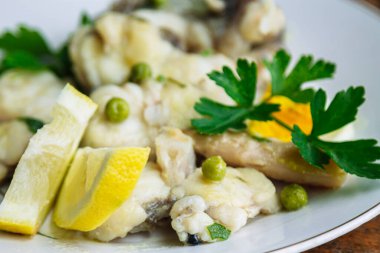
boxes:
[54,147,150,232]
[248,96,312,142]
[0,84,97,235]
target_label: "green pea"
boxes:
[129,63,152,83]
[280,184,308,211]
[202,156,227,181]
[105,97,130,123]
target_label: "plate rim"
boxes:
[269,202,380,252]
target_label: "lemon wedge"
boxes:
[54,147,150,232]
[0,84,97,235]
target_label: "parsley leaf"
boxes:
[207,223,231,241]
[80,12,93,26]
[292,126,331,169]
[310,87,365,136]
[316,139,380,179]
[192,59,280,134]
[0,25,52,56]
[192,99,279,134]
[249,103,280,121]
[292,86,380,178]
[1,51,47,72]
[18,117,44,134]
[265,49,336,103]
[0,25,71,77]
[192,98,250,134]
[208,59,257,107]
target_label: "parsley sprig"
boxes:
[292,87,380,178]
[191,59,280,134]
[192,49,380,179]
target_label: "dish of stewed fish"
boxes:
[0,0,379,246]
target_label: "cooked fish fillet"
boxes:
[0,70,63,122]
[170,167,279,244]
[187,131,347,188]
[155,127,196,187]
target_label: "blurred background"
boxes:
[365,0,380,7]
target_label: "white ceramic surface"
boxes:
[0,0,379,252]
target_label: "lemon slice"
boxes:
[54,146,150,231]
[0,84,97,235]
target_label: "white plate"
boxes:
[0,0,379,252]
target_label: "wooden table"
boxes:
[364,0,380,8]
[305,216,380,252]
[305,1,380,252]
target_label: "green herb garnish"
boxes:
[80,12,93,26]
[200,48,214,57]
[264,49,335,103]
[292,87,380,178]
[192,49,380,179]
[0,12,91,78]
[18,117,44,134]
[207,223,231,241]
[0,25,70,77]
[191,59,280,134]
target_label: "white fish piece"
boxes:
[159,83,202,130]
[158,59,234,129]
[239,0,285,44]
[70,25,129,90]
[82,73,232,149]
[133,10,189,48]
[87,198,147,242]
[155,127,196,187]
[70,12,234,92]
[170,196,213,243]
[70,13,175,89]
[88,163,171,242]
[160,53,233,93]
[133,9,213,52]
[0,70,63,122]
[172,168,278,212]
[81,68,217,149]
[0,120,33,166]
[82,84,151,148]
[207,204,248,232]
[188,131,347,188]
[170,167,279,244]
[218,0,285,57]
